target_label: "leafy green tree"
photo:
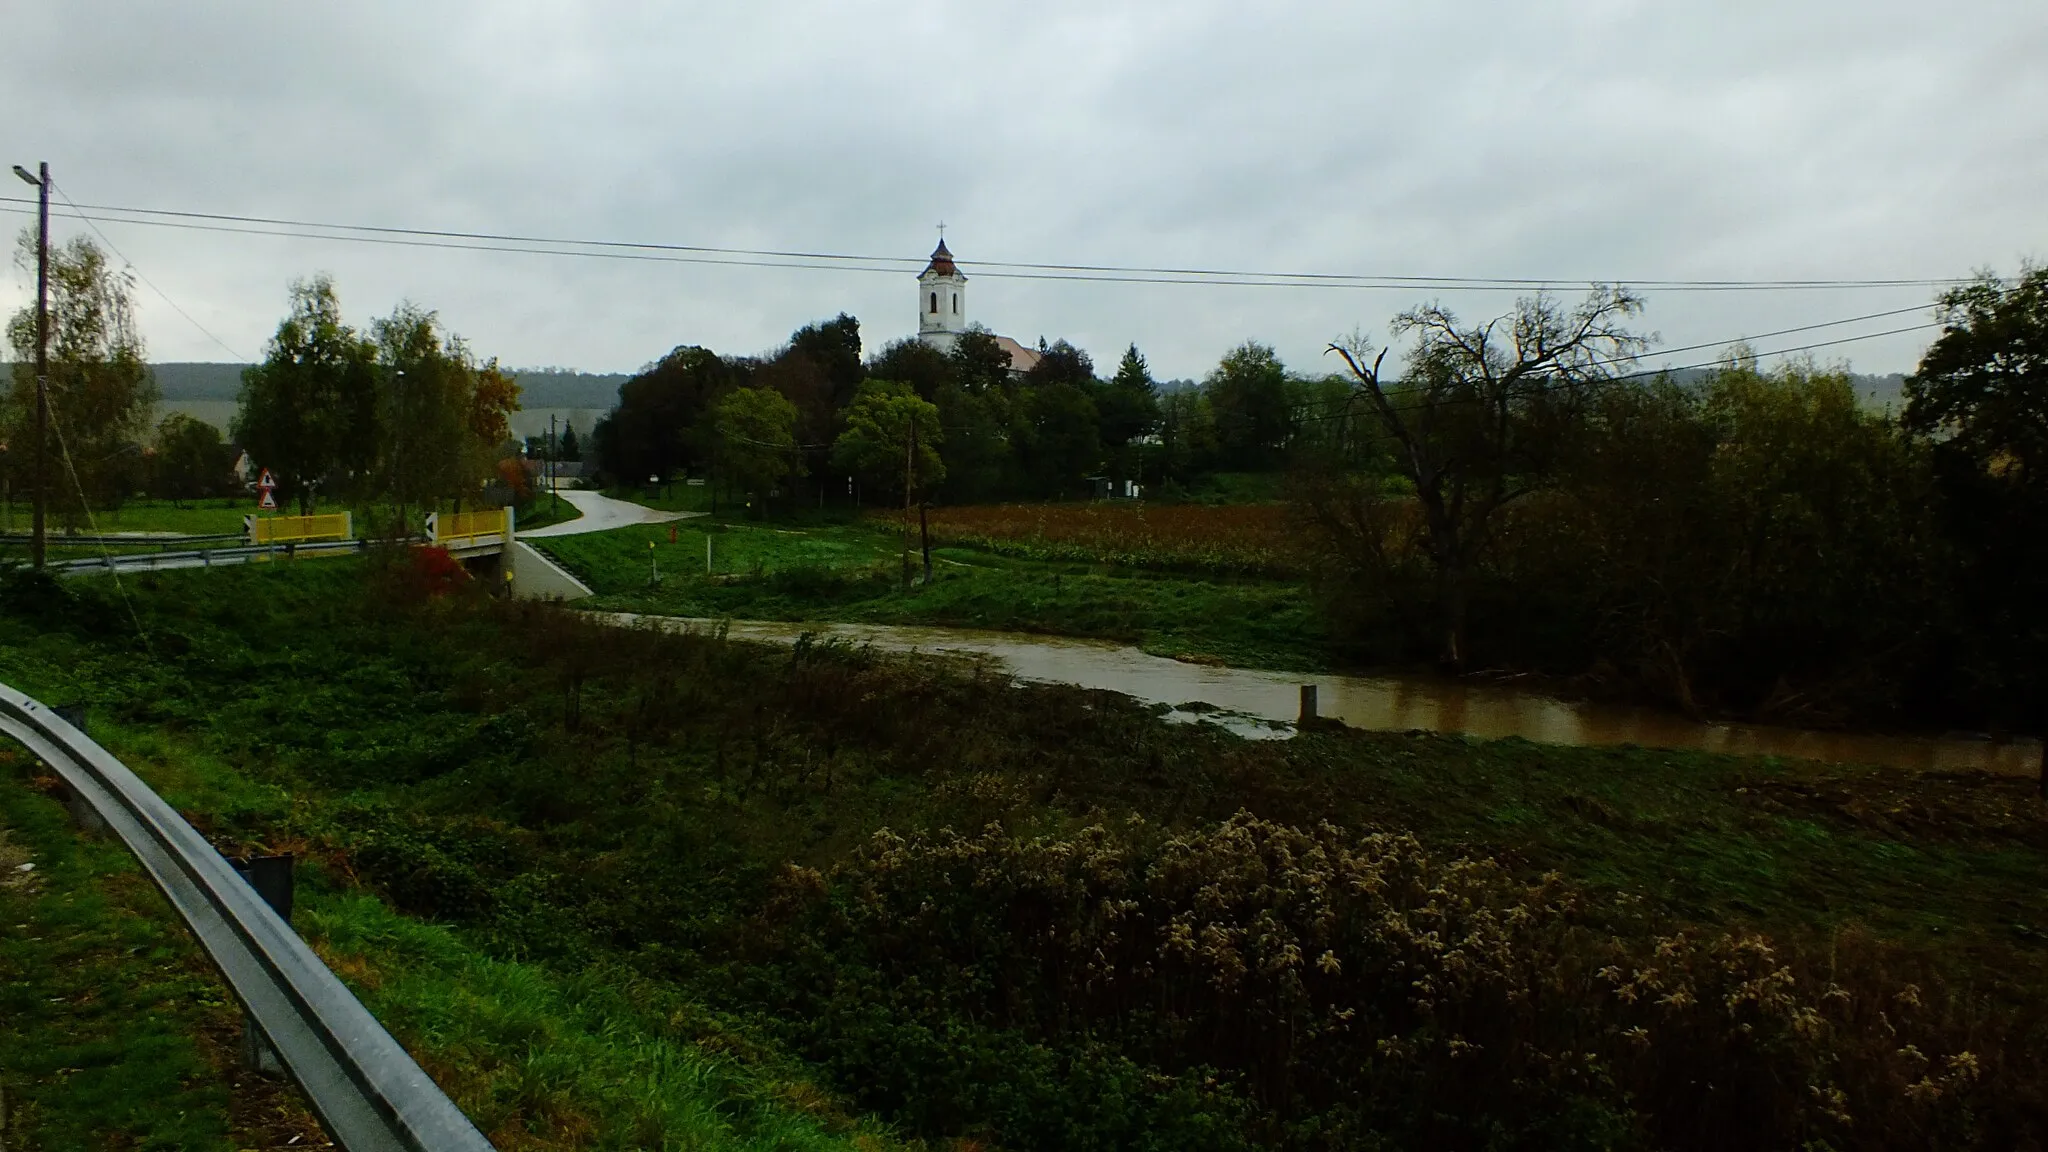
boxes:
[834,379,946,580]
[949,326,1015,395]
[1015,380,1101,498]
[933,380,1013,503]
[1023,339,1096,392]
[1570,357,1940,716]
[788,313,865,408]
[1096,343,1161,481]
[1204,341,1293,470]
[592,345,739,487]
[1330,287,1648,668]
[1286,373,1379,470]
[1902,265,2048,729]
[233,276,379,513]
[374,303,475,526]
[831,379,944,500]
[760,322,858,499]
[1904,266,2048,481]
[150,412,230,506]
[6,232,157,521]
[559,422,580,461]
[1156,386,1220,486]
[866,337,955,402]
[715,385,802,504]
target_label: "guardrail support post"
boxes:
[51,704,109,833]
[230,853,295,1075]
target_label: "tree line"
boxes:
[4,231,527,530]
[590,320,1368,508]
[1298,271,2048,732]
[232,276,522,524]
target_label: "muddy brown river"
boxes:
[604,614,2042,775]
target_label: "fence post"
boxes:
[230,854,295,1075]
[1298,685,1318,725]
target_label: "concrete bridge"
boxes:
[52,489,693,600]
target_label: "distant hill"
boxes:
[153,362,246,400]
[146,363,631,409]
[1661,367,1907,411]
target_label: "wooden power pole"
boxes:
[10,162,49,569]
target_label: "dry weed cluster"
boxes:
[772,814,2022,1150]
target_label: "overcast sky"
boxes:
[4,0,2044,382]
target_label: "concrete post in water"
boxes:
[1299,685,1318,725]
[231,854,294,1074]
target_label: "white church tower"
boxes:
[916,239,967,354]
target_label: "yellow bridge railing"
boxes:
[246,512,353,546]
[426,507,515,548]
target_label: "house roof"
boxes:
[920,240,961,279]
[993,335,1041,374]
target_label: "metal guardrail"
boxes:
[426,508,514,549]
[44,533,509,578]
[48,539,371,575]
[0,684,496,1151]
[0,531,246,551]
[248,512,354,546]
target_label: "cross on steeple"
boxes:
[936,220,946,240]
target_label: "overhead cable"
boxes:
[0,195,1976,293]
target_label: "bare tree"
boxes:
[1329,287,1649,669]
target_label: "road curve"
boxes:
[519,489,700,538]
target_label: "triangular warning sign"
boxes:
[259,489,278,510]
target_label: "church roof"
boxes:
[920,240,961,279]
[994,334,1041,373]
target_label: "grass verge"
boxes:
[536,518,1329,671]
[0,754,325,1150]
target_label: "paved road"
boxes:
[519,489,700,538]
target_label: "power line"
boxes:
[0,194,1976,293]
[46,182,253,362]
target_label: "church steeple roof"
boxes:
[921,240,960,278]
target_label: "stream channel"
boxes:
[604,614,2042,775]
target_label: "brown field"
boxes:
[907,501,1306,576]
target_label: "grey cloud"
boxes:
[4,0,2044,381]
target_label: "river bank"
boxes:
[600,614,2043,775]
[6,560,2044,1148]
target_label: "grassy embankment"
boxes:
[1,560,2042,1148]
[541,494,1326,672]
[0,565,903,1151]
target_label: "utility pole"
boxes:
[901,419,915,588]
[11,162,48,569]
[548,413,558,517]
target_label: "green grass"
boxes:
[1275,730,2048,950]
[57,498,262,536]
[537,519,1331,671]
[604,482,716,515]
[0,758,324,1151]
[0,636,908,1151]
[3,563,2044,1148]
[301,890,900,1150]
[513,495,584,532]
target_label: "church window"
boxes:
[929,292,938,314]
[952,294,959,314]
